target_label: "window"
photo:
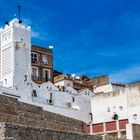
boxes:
[32,67,38,80]
[62,86,65,91]
[50,93,53,99]
[72,97,75,102]
[31,52,38,62]
[4,79,7,85]
[107,107,110,112]
[43,69,50,82]
[42,54,48,64]
[32,90,37,97]
[119,106,123,110]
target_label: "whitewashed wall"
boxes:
[31,81,92,123]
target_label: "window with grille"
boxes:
[32,67,38,77]
[31,52,38,62]
[43,69,50,82]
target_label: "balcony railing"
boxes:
[42,78,51,82]
[31,75,39,81]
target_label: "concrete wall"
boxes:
[31,81,92,123]
[91,92,140,124]
[132,124,140,140]
[126,123,140,140]
[91,94,128,123]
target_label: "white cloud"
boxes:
[31,31,40,38]
[23,18,32,26]
[110,65,140,83]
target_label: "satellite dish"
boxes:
[75,76,80,79]
[71,74,76,78]
[48,45,54,49]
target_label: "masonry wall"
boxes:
[0,123,102,140]
[0,123,5,140]
[91,75,109,87]
[0,94,102,140]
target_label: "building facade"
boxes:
[84,82,140,139]
[0,19,93,124]
[54,73,110,91]
[54,74,93,91]
[31,45,53,84]
[0,19,32,101]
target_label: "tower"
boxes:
[0,19,32,101]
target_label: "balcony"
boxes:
[42,78,51,82]
[32,75,39,81]
[31,60,38,64]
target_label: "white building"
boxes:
[89,82,140,138]
[0,19,32,102]
[1,18,140,139]
[31,81,92,123]
[0,19,93,123]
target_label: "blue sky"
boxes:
[0,0,140,83]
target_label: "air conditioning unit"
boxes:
[66,102,72,108]
[47,99,54,105]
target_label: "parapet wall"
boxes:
[0,94,102,140]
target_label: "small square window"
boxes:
[72,97,75,102]
[32,90,37,97]
[31,53,38,62]
[119,106,123,110]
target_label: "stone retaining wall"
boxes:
[0,123,101,140]
[0,94,102,140]
[0,94,82,133]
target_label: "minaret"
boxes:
[0,19,32,101]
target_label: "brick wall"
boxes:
[93,123,103,133]
[119,119,128,129]
[84,119,128,135]
[106,121,116,131]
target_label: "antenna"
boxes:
[17,5,22,23]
